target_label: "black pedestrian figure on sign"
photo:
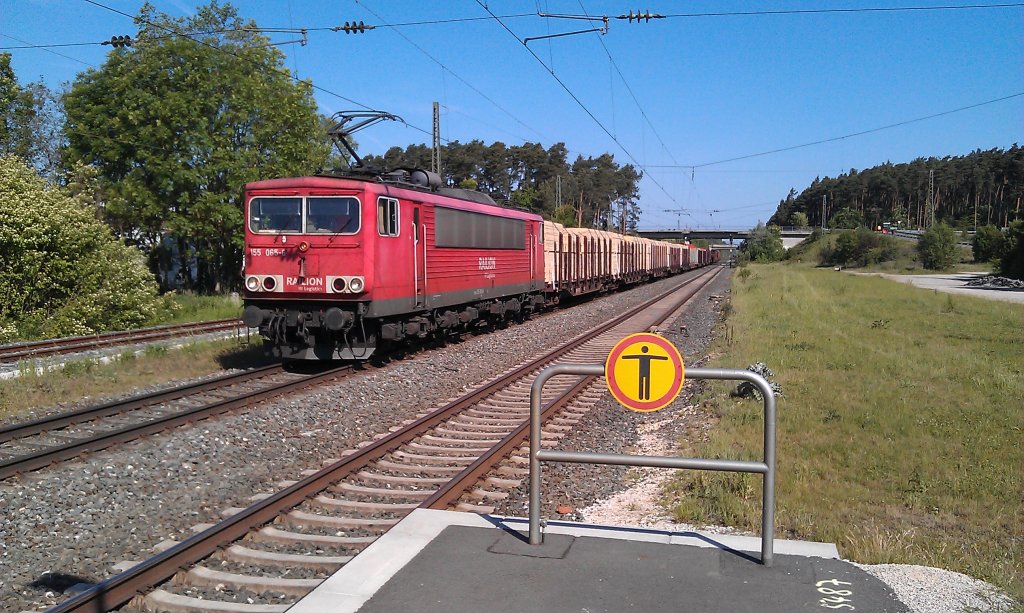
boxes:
[622,345,668,400]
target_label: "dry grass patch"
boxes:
[663,263,1023,600]
[0,338,271,422]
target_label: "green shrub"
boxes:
[819,227,900,268]
[917,223,960,270]
[996,220,1024,280]
[972,225,1006,263]
[789,211,809,227]
[741,223,784,263]
[829,207,862,229]
[0,156,162,341]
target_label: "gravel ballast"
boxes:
[0,273,702,612]
[0,268,1014,612]
[487,270,1015,613]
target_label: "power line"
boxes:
[79,0,437,140]
[474,1,678,206]
[14,3,1022,51]
[708,201,780,212]
[645,168,824,173]
[0,33,93,66]
[0,41,102,50]
[662,3,1024,18]
[675,92,1024,169]
[575,0,681,167]
[353,0,548,144]
[257,13,538,32]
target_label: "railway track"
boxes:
[0,318,245,364]
[52,266,721,613]
[0,364,357,480]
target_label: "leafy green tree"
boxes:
[769,147,1024,232]
[996,220,1024,279]
[0,53,64,179]
[63,2,329,292]
[362,140,640,230]
[821,227,899,267]
[509,186,540,212]
[789,211,808,228]
[741,223,784,263]
[972,224,1006,263]
[0,156,162,341]
[829,207,863,229]
[917,223,960,270]
[552,204,578,227]
[0,53,21,154]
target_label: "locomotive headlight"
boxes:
[332,277,347,293]
[298,241,310,253]
[245,276,261,291]
[348,276,365,293]
[262,276,277,291]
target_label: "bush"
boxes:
[996,220,1024,280]
[972,225,1005,263]
[819,227,900,268]
[741,223,784,263]
[0,156,162,341]
[789,211,809,228]
[829,207,862,229]
[917,223,960,270]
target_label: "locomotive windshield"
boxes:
[248,196,360,235]
[249,197,302,233]
[307,197,360,234]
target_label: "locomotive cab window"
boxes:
[249,197,302,233]
[377,197,400,236]
[307,197,360,234]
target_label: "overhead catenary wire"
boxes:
[79,0,434,141]
[11,4,584,172]
[353,0,548,145]
[671,91,1024,170]
[16,3,1019,51]
[575,0,682,169]
[474,0,679,206]
[0,33,93,66]
[660,3,1024,18]
[0,41,104,50]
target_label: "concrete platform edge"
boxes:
[288,509,839,613]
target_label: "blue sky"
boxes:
[2,1,1022,230]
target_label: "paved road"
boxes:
[855,272,1024,304]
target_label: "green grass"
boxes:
[788,231,992,274]
[148,292,243,326]
[0,337,271,422]
[663,263,1023,600]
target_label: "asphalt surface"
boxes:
[855,272,1024,304]
[291,510,909,613]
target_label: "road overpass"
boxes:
[637,227,815,243]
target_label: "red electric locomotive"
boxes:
[243,113,719,360]
[241,169,545,359]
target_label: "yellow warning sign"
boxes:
[605,333,685,412]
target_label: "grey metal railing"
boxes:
[528,364,777,566]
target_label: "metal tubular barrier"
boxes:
[529,364,777,566]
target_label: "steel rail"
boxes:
[48,267,720,613]
[423,266,721,510]
[0,365,352,481]
[0,365,283,444]
[0,318,244,363]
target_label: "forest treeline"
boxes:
[0,1,640,297]
[362,142,641,231]
[768,146,1024,231]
